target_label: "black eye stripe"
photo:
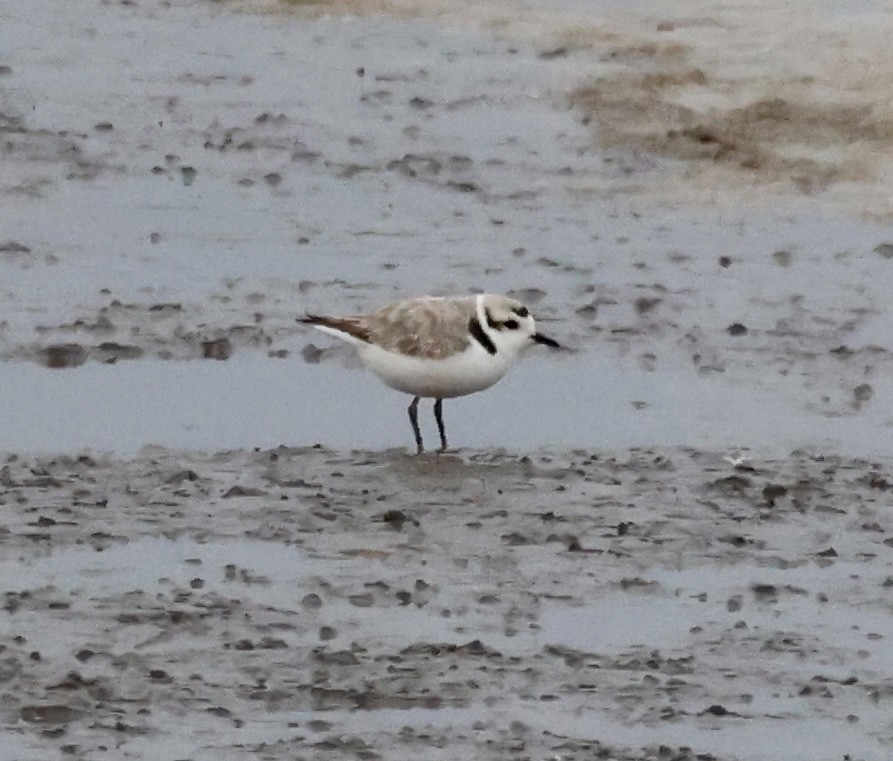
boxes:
[485,307,528,331]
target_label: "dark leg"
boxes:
[407,396,424,454]
[433,398,448,452]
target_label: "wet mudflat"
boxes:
[1,445,891,760]
[1,0,892,758]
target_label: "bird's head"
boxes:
[475,294,561,358]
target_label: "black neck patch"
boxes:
[468,317,497,355]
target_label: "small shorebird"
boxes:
[298,293,561,453]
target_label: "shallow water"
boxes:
[1,351,888,455]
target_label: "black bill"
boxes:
[532,333,561,348]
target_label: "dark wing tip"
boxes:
[296,314,372,344]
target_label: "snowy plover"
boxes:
[298,293,561,453]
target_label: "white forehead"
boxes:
[480,294,526,315]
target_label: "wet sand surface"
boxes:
[1,0,892,758]
[2,446,892,760]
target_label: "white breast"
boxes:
[356,340,513,399]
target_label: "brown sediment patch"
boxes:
[563,6,893,215]
[573,74,892,195]
[240,0,893,216]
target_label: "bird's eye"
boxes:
[514,306,529,318]
[505,319,520,330]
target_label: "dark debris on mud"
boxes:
[0,445,891,760]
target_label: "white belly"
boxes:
[356,342,512,399]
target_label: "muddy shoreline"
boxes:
[2,0,892,758]
[2,445,892,759]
